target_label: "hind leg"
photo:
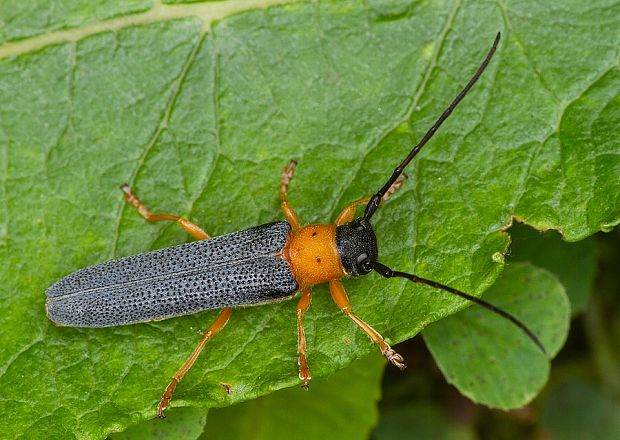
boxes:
[157,308,232,417]
[121,184,219,418]
[121,184,208,240]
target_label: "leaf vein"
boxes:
[495,0,562,104]
[383,0,462,325]
[108,31,205,259]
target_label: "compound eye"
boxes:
[361,259,372,272]
[356,253,372,273]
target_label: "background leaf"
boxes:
[0,0,618,438]
[202,354,384,439]
[423,262,570,409]
[110,407,208,440]
[509,223,596,314]
[373,402,475,440]
[376,229,618,440]
[540,379,620,440]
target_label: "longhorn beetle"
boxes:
[46,32,545,418]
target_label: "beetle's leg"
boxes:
[121,184,209,240]
[280,160,302,230]
[335,197,370,226]
[296,288,312,388]
[328,280,406,369]
[335,173,407,225]
[157,307,232,418]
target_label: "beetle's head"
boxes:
[335,217,378,276]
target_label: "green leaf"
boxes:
[0,0,618,438]
[201,354,385,439]
[0,1,150,44]
[373,403,475,440]
[509,222,596,314]
[110,407,208,440]
[423,263,570,409]
[540,379,620,440]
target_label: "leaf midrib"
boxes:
[0,0,295,60]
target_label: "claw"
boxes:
[157,378,178,419]
[298,363,312,390]
[383,347,407,370]
[157,400,168,419]
[281,160,297,186]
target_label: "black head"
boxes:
[335,218,378,276]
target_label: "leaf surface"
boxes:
[0,0,618,438]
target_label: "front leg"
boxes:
[280,160,302,229]
[329,280,406,369]
[335,173,407,225]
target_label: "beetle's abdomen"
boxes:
[46,222,298,327]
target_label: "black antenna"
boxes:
[364,32,501,221]
[373,261,547,355]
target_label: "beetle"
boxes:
[46,32,545,418]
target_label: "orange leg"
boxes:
[157,307,233,418]
[296,288,312,388]
[335,173,408,225]
[329,280,406,369]
[121,184,209,240]
[335,197,370,226]
[280,160,302,230]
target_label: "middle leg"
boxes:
[296,287,312,389]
